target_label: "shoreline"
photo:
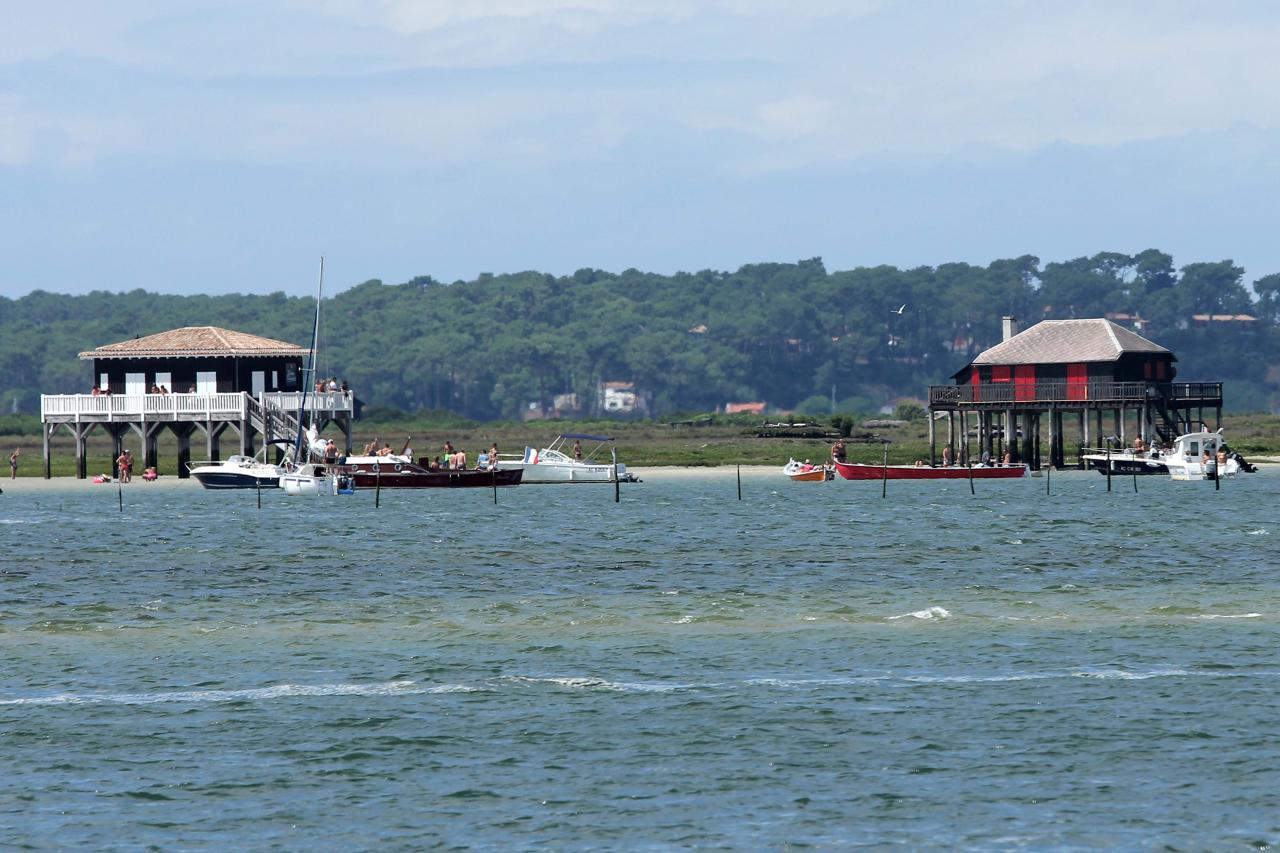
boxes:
[0,466,784,492]
[4,459,1275,494]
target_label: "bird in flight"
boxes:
[890,304,906,314]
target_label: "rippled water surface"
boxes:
[3,470,1279,849]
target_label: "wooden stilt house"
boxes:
[928,317,1223,469]
[40,326,354,478]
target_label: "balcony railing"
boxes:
[41,391,353,422]
[928,381,1223,407]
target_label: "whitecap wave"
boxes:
[746,676,886,687]
[1188,613,1262,620]
[888,606,951,621]
[504,675,686,693]
[1071,668,1191,680]
[1245,529,1268,535]
[0,679,475,706]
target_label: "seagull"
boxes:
[890,304,906,314]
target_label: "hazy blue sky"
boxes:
[4,1,1280,299]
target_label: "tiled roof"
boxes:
[970,319,1171,366]
[79,326,308,359]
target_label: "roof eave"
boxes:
[79,349,310,360]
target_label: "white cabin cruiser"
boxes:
[1164,430,1239,481]
[188,452,285,489]
[497,433,635,484]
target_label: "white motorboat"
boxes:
[1164,430,1241,481]
[497,433,635,484]
[1081,447,1169,476]
[188,453,285,489]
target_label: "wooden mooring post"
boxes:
[881,443,888,498]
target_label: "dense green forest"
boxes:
[2,251,1278,419]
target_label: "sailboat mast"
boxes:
[294,257,325,460]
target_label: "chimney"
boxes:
[1001,316,1018,341]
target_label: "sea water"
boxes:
[2,471,1278,849]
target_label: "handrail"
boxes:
[928,381,1223,406]
[40,390,353,420]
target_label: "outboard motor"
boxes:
[1230,451,1258,473]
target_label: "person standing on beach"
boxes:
[8,448,17,479]
[116,449,133,483]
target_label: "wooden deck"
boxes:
[40,391,354,478]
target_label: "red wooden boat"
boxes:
[833,461,1028,480]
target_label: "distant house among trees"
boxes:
[600,381,641,414]
[1104,312,1150,332]
[724,402,767,415]
[1192,314,1256,327]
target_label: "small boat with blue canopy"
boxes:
[498,433,636,484]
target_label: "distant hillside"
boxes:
[2,251,1277,418]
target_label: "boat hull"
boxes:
[280,472,354,496]
[1083,454,1168,476]
[788,469,831,482]
[348,462,523,488]
[500,461,624,484]
[834,462,1028,480]
[191,471,281,489]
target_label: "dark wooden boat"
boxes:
[834,460,1028,480]
[347,461,523,488]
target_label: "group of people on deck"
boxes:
[314,378,349,393]
[349,439,504,472]
[421,441,502,472]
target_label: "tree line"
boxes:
[2,250,1277,419]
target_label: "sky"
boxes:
[4,0,1280,299]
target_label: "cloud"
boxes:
[5,1,1280,174]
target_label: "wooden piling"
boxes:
[881,443,888,498]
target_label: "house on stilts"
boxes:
[39,326,354,479]
[927,317,1223,469]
